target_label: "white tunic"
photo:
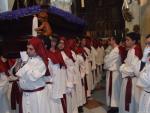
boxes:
[48,60,63,99]
[105,46,112,55]
[91,46,98,88]
[96,46,105,66]
[0,72,10,113]
[7,60,19,113]
[46,60,64,113]
[77,54,86,105]
[16,56,51,113]
[84,47,93,97]
[91,46,97,71]
[137,63,150,113]
[119,48,141,113]
[72,51,86,106]
[104,46,122,107]
[61,51,78,113]
[96,46,104,81]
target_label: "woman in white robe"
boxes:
[58,37,78,113]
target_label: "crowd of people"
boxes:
[0,35,105,113]
[0,31,150,113]
[104,32,150,113]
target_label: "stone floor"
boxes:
[83,83,108,113]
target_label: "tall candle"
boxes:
[81,0,85,8]
[125,0,129,8]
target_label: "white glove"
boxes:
[142,47,150,62]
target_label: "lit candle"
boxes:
[125,0,129,9]
[114,30,116,35]
[81,0,85,8]
[122,33,124,38]
[32,15,38,37]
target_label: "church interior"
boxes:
[0,0,150,113]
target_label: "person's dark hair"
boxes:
[111,35,120,44]
[41,36,51,50]
[145,34,150,39]
[126,32,140,44]
[51,36,59,48]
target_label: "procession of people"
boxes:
[1,1,150,113]
[1,27,150,113]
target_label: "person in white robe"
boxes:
[76,53,86,105]
[58,37,78,113]
[96,39,105,82]
[119,32,142,113]
[105,39,112,56]
[15,37,51,113]
[67,39,86,113]
[42,37,64,113]
[0,56,10,113]
[104,36,122,113]
[136,34,150,113]
[75,44,87,112]
[91,41,98,89]
[81,38,93,97]
[7,59,20,113]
